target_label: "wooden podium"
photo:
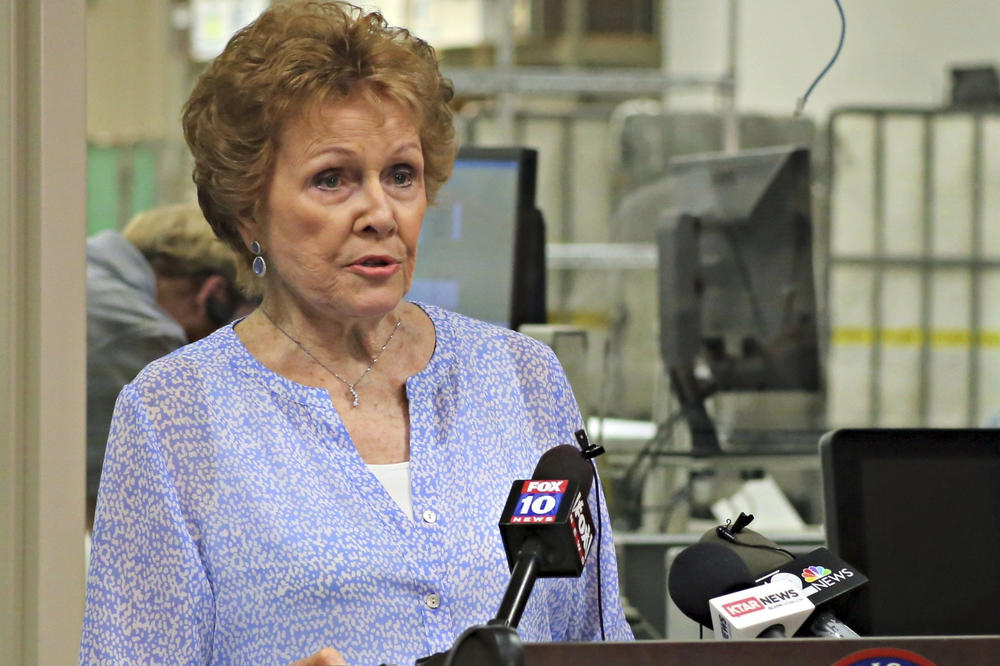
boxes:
[524,636,1000,665]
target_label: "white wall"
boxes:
[668,0,1000,121]
[87,0,191,144]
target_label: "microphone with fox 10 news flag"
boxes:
[754,547,868,638]
[490,444,596,629]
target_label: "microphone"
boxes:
[667,541,815,639]
[709,578,815,639]
[707,515,867,637]
[754,547,868,638]
[490,445,596,628]
[667,541,757,628]
[417,445,597,665]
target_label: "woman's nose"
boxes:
[356,178,395,235]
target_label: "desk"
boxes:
[524,636,1000,665]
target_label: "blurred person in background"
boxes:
[86,202,255,528]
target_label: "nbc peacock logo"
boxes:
[802,565,832,582]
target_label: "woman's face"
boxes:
[253,93,426,321]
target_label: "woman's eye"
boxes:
[315,171,341,189]
[390,166,415,187]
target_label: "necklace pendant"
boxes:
[261,308,402,412]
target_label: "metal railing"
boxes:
[827,106,1000,427]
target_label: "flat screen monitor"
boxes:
[656,145,821,454]
[658,145,820,391]
[408,146,546,330]
[821,428,1000,636]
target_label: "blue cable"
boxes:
[796,0,846,116]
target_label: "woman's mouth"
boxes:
[349,255,400,277]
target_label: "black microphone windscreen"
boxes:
[699,526,793,577]
[531,444,594,496]
[667,542,756,628]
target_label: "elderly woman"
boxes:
[80,2,632,664]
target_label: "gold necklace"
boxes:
[261,308,402,408]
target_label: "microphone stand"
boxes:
[489,538,545,629]
[413,624,523,666]
[415,540,542,666]
[808,610,860,638]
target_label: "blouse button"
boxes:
[422,509,437,524]
[424,593,441,609]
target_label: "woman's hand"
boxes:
[289,647,348,665]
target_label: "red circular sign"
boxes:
[833,647,937,666]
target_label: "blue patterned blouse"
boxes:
[80,303,632,665]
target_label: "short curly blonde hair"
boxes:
[182,0,457,296]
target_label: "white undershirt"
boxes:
[365,461,414,520]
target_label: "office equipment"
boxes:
[656,145,821,454]
[409,146,546,330]
[950,64,1000,107]
[821,428,1000,636]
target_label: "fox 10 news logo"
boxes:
[510,480,567,523]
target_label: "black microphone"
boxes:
[668,515,804,638]
[490,444,596,628]
[667,541,757,628]
[668,542,811,638]
[707,515,867,637]
[754,547,868,638]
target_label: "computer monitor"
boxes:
[821,428,1000,636]
[408,146,546,330]
[656,145,821,454]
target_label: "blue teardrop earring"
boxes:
[250,240,267,277]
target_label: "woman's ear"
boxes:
[198,275,234,326]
